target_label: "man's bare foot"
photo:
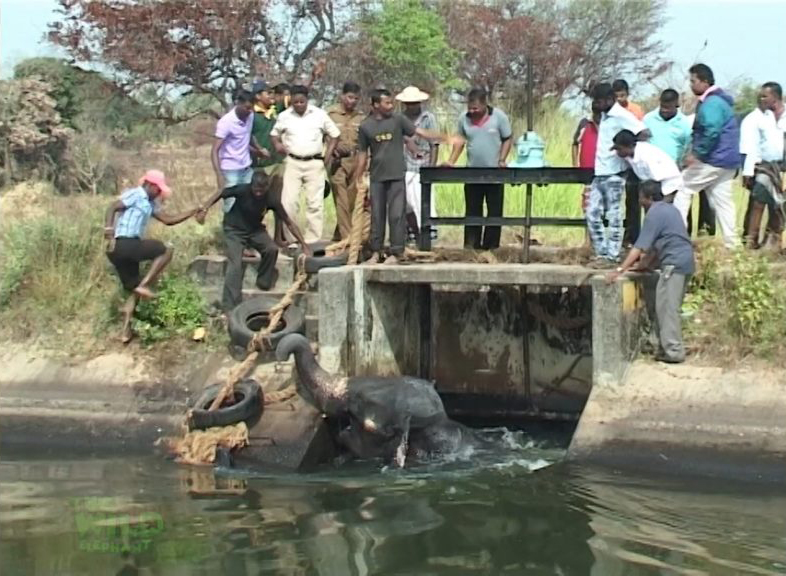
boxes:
[364,252,380,264]
[120,327,134,344]
[383,254,399,265]
[133,286,156,299]
[120,310,134,344]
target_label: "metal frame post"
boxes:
[522,58,535,263]
[419,180,432,251]
[419,284,432,380]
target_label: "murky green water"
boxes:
[2,431,785,576]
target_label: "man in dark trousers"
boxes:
[607,180,695,364]
[196,171,311,313]
[356,88,455,264]
[444,87,512,250]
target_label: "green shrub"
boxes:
[727,251,784,345]
[0,224,32,308]
[132,275,206,345]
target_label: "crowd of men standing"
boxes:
[574,63,786,267]
[205,78,516,311]
[577,62,785,364]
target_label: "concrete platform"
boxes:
[234,397,337,472]
[363,263,599,287]
[188,253,300,292]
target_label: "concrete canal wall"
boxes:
[568,361,786,480]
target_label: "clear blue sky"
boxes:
[2,0,786,95]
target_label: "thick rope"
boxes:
[208,255,309,411]
[347,181,367,265]
[403,247,437,262]
[324,237,349,256]
[320,181,367,263]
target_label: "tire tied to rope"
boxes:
[208,254,310,410]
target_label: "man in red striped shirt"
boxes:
[572,101,602,234]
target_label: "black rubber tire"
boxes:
[227,295,305,351]
[189,379,263,431]
[303,251,349,274]
[289,240,331,259]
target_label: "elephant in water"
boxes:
[275,334,485,467]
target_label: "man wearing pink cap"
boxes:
[104,170,198,343]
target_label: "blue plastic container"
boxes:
[510,131,546,168]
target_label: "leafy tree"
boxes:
[561,0,670,95]
[367,0,458,93]
[48,0,351,120]
[14,58,81,128]
[0,78,72,183]
[14,57,154,141]
[440,0,669,111]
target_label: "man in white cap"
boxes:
[104,170,199,343]
[396,85,439,244]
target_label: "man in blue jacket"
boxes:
[673,64,741,248]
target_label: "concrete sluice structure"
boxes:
[314,262,786,479]
[318,263,643,424]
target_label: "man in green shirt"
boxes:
[252,81,286,246]
[251,80,284,174]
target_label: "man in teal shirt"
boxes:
[645,88,715,236]
[643,89,692,164]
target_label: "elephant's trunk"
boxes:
[275,334,347,415]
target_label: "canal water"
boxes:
[1,430,785,576]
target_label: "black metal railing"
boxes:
[418,166,595,261]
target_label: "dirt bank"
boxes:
[0,342,294,453]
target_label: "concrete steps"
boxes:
[188,253,300,292]
[189,254,320,341]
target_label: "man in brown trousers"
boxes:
[327,81,366,241]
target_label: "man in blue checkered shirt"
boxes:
[104,170,198,343]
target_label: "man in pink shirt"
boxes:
[211,90,259,213]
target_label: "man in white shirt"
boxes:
[586,83,648,268]
[739,82,786,249]
[739,99,771,244]
[612,130,684,197]
[271,84,340,243]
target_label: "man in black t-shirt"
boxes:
[196,171,310,312]
[356,88,457,264]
